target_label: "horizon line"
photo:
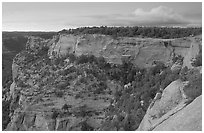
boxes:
[2,25,202,32]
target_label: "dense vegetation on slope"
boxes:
[60,26,202,39]
[100,62,180,130]
[50,53,182,130]
[60,53,201,131]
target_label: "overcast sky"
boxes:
[2,2,202,31]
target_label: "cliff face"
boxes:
[47,34,201,68]
[5,34,202,131]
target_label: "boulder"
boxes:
[153,95,202,131]
[137,79,202,131]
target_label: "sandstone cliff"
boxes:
[47,34,201,68]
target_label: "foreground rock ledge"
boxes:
[137,80,202,131]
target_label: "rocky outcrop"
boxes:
[153,95,202,131]
[48,34,77,58]
[137,79,202,131]
[47,34,201,68]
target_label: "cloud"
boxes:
[79,6,201,27]
[134,6,182,20]
[131,6,189,26]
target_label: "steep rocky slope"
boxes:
[4,33,202,131]
[138,95,202,131]
[137,69,202,131]
[5,38,115,130]
[153,95,202,131]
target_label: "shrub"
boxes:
[160,67,179,89]
[179,66,189,81]
[68,53,77,62]
[150,61,166,75]
[37,46,49,56]
[172,55,184,64]
[55,90,64,97]
[17,80,30,88]
[52,110,59,119]
[96,56,107,68]
[57,82,70,90]
[76,105,89,117]
[75,93,81,99]
[62,104,72,110]
[64,67,77,75]
[76,54,90,64]
[81,121,94,131]
[53,57,62,65]
[191,52,202,67]
[23,52,37,64]
[183,73,202,99]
